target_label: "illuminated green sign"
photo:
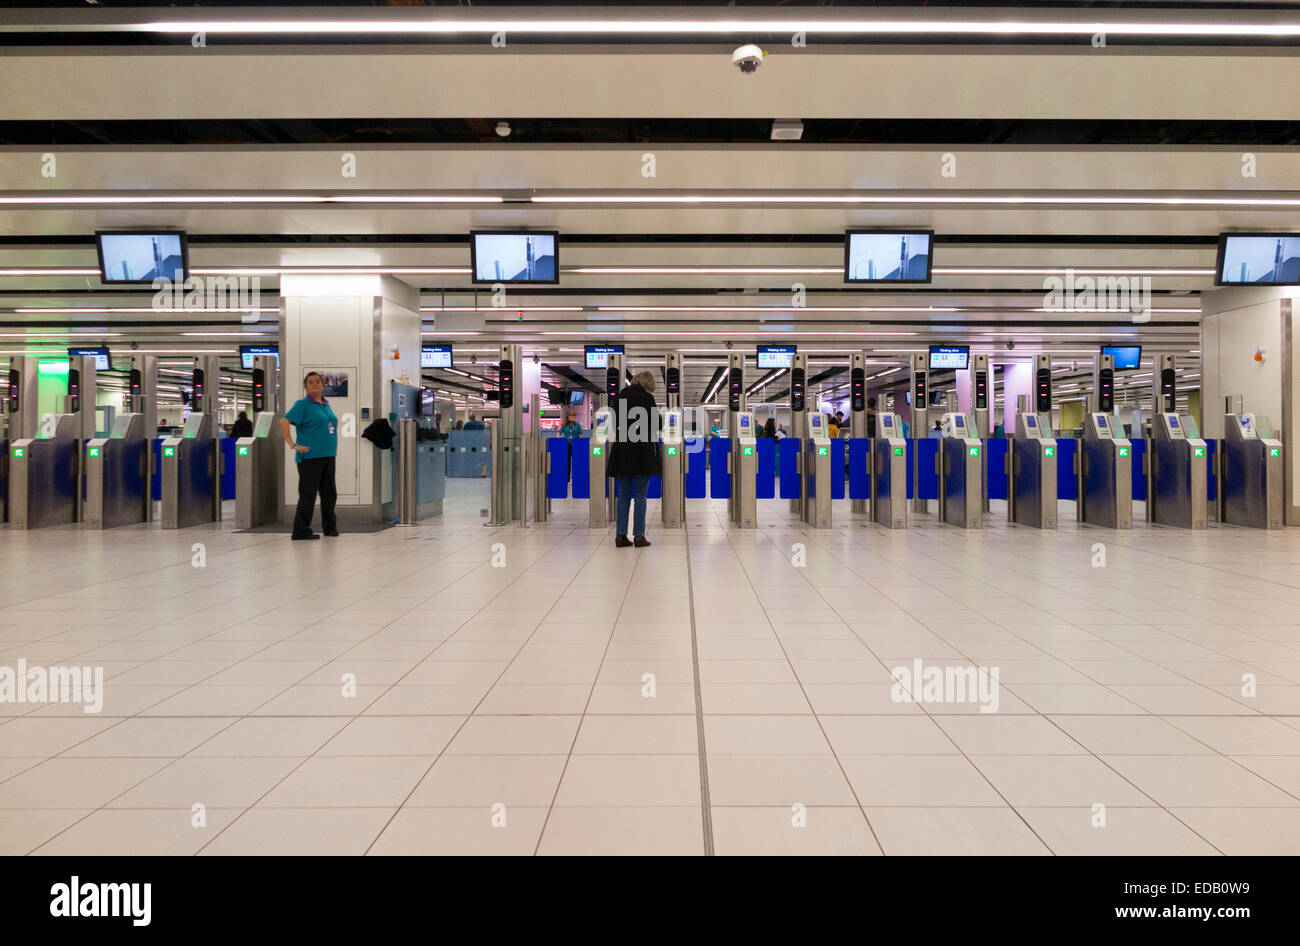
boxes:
[1118,447,1130,458]
[892,446,904,457]
[592,446,602,457]
[743,446,754,457]
[163,446,176,458]
[87,447,100,458]
[237,445,250,456]
[968,446,981,458]
[12,447,24,459]
[1044,446,1055,458]
[1270,447,1281,458]
[666,446,678,457]
[817,446,829,457]
[1193,447,1205,458]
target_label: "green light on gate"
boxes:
[12,447,23,459]
[1118,446,1130,458]
[666,446,678,457]
[817,446,829,457]
[237,445,249,456]
[163,446,175,458]
[592,446,603,457]
[1193,447,1205,458]
[968,446,981,458]
[743,446,754,457]
[893,446,904,457]
[87,447,100,458]
[1044,446,1055,458]
[1270,447,1281,458]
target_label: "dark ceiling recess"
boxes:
[1,118,1298,147]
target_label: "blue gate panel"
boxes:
[756,437,776,500]
[220,438,236,500]
[648,475,662,499]
[709,439,731,499]
[916,438,939,500]
[847,439,871,500]
[1205,439,1217,501]
[1130,438,1147,501]
[1056,439,1078,501]
[571,437,591,499]
[906,439,914,499]
[151,438,163,500]
[778,437,800,500]
[985,438,1009,500]
[685,438,707,499]
[830,438,846,500]
[546,438,570,499]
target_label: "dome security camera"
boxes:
[725,340,734,349]
[494,121,511,138]
[470,354,478,364]
[1006,340,1016,351]
[732,44,766,74]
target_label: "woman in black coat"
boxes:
[607,370,661,548]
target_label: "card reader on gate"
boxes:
[940,412,969,439]
[591,408,613,454]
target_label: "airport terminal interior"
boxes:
[2,1,1300,858]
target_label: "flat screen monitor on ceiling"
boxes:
[420,388,435,417]
[96,230,188,284]
[569,390,585,405]
[68,347,111,371]
[584,345,623,369]
[756,345,796,369]
[844,230,933,283]
[929,346,969,370]
[1215,233,1300,286]
[239,345,279,370]
[471,231,559,284]
[421,344,453,369]
[1101,345,1142,371]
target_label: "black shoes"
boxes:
[634,536,651,548]
[615,535,632,548]
[324,530,340,537]
[291,533,319,541]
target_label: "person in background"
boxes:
[559,410,582,439]
[454,420,464,430]
[929,420,945,440]
[607,370,661,549]
[865,397,878,438]
[901,418,912,439]
[709,419,722,438]
[230,410,253,439]
[834,411,845,430]
[827,413,839,439]
[761,418,777,439]
[280,371,339,541]
[777,423,787,439]
[463,413,485,430]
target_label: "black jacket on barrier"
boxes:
[606,382,662,479]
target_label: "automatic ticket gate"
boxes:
[804,411,831,529]
[235,412,286,528]
[84,414,149,529]
[7,414,79,530]
[661,408,684,529]
[1009,413,1058,529]
[939,413,983,529]
[588,408,612,528]
[871,413,908,529]
[1221,413,1282,529]
[161,413,222,530]
[731,411,756,529]
[1149,413,1207,529]
[1078,413,1133,529]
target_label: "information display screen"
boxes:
[68,347,110,371]
[421,344,453,369]
[929,346,969,370]
[471,231,559,284]
[756,345,796,369]
[96,231,187,284]
[1216,233,1300,286]
[844,230,933,283]
[585,345,624,369]
[1101,345,1141,371]
[240,345,279,370]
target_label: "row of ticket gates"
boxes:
[2,354,285,532]
[561,405,1283,532]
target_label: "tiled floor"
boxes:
[3,480,1300,855]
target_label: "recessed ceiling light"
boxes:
[770,120,804,142]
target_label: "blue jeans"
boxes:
[616,474,650,537]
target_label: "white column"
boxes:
[1001,361,1033,434]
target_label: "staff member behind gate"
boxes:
[607,370,661,549]
[280,371,339,541]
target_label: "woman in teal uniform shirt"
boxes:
[280,371,340,540]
